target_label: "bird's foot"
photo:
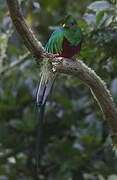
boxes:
[43,52,59,58]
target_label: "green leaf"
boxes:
[108,175,117,180]
[96,10,105,25]
[105,15,114,26]
[88,1,112,13]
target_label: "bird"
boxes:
[36,15,83,166]
[36,15,83,106]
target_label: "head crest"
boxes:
[61,15,77,28]
[58,15,77,26]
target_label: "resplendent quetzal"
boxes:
[36,15,83,165]
[36,15,83,106]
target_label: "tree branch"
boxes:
[53,59,117,133]
[6,0,45,61]
[6,0,117,145]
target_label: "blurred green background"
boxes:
[0,0,117,179]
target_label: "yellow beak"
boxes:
[62,23,67,28]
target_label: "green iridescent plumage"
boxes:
[45,28,64,53]
[36,15,83,106]
[45,15,83,54]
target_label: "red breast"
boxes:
[59,38,81,58]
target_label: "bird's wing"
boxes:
[36,27,65,106]
[45,27,65,54]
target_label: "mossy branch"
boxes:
[6,0,45,61]
[53,59,117,133]
[6,0,117,146]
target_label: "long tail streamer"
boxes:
[36,104,45,170]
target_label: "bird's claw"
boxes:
[52,57,63,63]
[43,52,59,58]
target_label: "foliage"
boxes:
[0,0,117,179]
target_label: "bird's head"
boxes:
[61,15,77,29]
